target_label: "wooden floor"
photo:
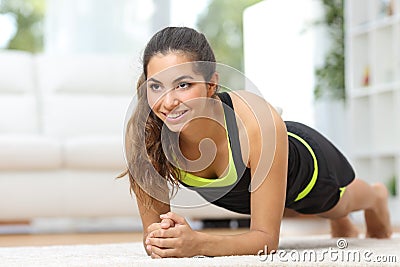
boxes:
[0,229,246,247]
[1,219,398,248]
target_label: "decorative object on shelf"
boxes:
[379,0,395,17]
[388,0,394,16]
[363,65,370,87]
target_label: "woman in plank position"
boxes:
[121,26,392,258]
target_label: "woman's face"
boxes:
[146,52,215,132]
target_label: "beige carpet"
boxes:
[1,234,399,266]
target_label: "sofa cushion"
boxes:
[36,54,138,94]
[0,51,36,94]
[41,95,130,138]
[36,54,136,138]
[63,135,125,170]
[0,135,62,170]
[0,95,39,134]
[0,51,39,134]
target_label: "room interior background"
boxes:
[0,0,398,234]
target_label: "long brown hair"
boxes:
[120,27,216,209]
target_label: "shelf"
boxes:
[397,155,400,181]
[396,23,400,77]
[371,91,395,150]
[373,25,396,84]
[352,158,374,182]
[350,14,400,35]
[348,0,370,28]
[351,150,400,160]
[347,0,400,194]
[348,34,370,89]
[371,0,399,20]
[371,93,395,152]
[348,97,371,156]
[352,156,397,184]
[374,156,397,185]
[394,90,400,149]
[349,81,400,98]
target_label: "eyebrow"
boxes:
[172,75,194,84]
[147,75,195,84]
[148,77,162,83]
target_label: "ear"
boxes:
[207,72,219,97]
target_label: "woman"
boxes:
[121,27,392,258]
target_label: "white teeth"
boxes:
[167,110,186,119]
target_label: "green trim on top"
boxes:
[179,144,238,187]
[179,114,238,188]
[288,132,319,202]
[339,187,346,198]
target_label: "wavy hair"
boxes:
[119,27,216,209]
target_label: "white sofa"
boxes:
[0,51,247,222]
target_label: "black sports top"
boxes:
[178,92,320,214]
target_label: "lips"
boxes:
[164,110,188,121]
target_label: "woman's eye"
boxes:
[176,82,191,90]
[149,83,162,91]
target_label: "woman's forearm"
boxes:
[143,231,153,256]
[196,229,278,256]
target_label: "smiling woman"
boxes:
[146,57,217,133]
[119,26,392,259]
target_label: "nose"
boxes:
[162,88,179,110]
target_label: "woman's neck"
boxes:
[178,100,226,147]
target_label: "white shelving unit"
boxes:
[346,0,399,222]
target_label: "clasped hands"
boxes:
[145,212,201,258]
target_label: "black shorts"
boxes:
[284,121,355,214]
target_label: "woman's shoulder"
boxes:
[226,90,274,120]
[226,90,285,137]
[227,90,277,112]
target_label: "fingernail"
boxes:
[147,245,151,251]
[145,238,149,244]
[160,214,167,218]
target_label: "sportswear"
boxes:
[179,92,355,214]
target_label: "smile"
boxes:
[165,110,188,121]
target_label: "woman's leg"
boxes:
[329,216,359,238]
[317,178,392,238]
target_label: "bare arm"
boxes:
[136,193,171,255]
[197,98,288,256]
[147,93,288,257]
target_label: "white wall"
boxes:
[169,0,209,29]
[243,0,316,127]
[44,0,154,54]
